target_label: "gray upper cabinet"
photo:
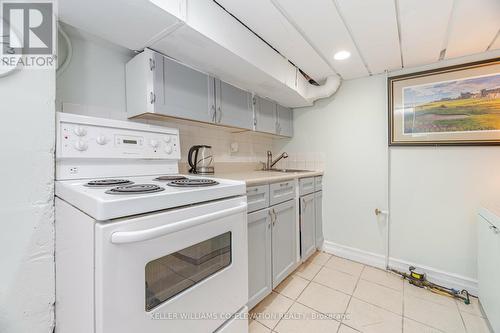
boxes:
[126,49,293,137]
[215,79,253,130]
[126,49,215,122]
[247,208,272,310]
[154,53,215,123]
[276,105,293,137]
[271,199,297,288]
[254,96,277,134]
[300,193,316,260]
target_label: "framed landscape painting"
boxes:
[388,58,500,146]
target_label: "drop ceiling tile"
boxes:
[445,0,500,58]
[274,0,369,79]
[398,0,454,67]
[216,0,335,81]
[336,0,402,74]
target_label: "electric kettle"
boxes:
[188,145,214,174]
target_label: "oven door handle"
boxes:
[110,204,247,244]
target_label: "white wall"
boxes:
[57,23,274,164]
[391,147,500,280]
[0,69,55,330]
[276,60,500,288]
[274,75,389,257]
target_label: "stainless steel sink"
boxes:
[265,168,311,173]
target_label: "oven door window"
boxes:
[145,232,232,311]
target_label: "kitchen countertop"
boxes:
[206,170,323,186]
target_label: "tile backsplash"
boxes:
[61,103,274,164]
[61,103,326,171]
[271,152,326,171]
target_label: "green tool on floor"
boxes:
[389,266,471,305]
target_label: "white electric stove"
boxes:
[54,113,248,333]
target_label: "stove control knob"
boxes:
[150,139,160,149]
[74,126,87,137]
[74,140,88,152]
[165,144,173,154]
[164,136,172,143]
[96,135,108,145]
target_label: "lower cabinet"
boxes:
[247,208,272,310]
[300,193,316,261]
[315,190,323,249]
[247,197,297,309]
[271,199,297,288]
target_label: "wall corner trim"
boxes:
[322,240,478,296]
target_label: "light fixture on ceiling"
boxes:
[333,50,351,61]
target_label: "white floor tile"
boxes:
[343,297,402,333]
[248,319,272,333]
[461,312,491,333]
[274,302,340,333]
[307,251,332,266]
[297,281,350,318]
[274,274,309,300]
[251,291,294,330]
[404,294,466,333]
[456,296,484,318]
[293,261,322,280]
[403,318,444,333]
[361,266,404,291]
[338,324,360,333]
[313,266,358,295]
[404,282,456,308]
[325,256,365,277]
[353,279,403,315]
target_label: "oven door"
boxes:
[95,196,248,333]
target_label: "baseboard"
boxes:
[322,240,478,296]
[322,241,387,269]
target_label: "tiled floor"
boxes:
[249,251,490,333]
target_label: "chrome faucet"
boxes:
[264,151,288,170]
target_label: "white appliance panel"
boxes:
[95,196,248,333]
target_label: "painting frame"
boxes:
[388,58,500,146]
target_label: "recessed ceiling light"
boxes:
[333,50,351,60]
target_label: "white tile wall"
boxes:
[272,151,326,171]
[61,103,274,164]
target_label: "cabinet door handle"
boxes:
[150,92,156,104]
[211,105,216,122]
[149,58,155,71]
[490,225,500,234]
[217,106,222,123]
[302,198,307,209]
[268,209,274,226]
[280,182,289,187]
[247,188,259,193]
